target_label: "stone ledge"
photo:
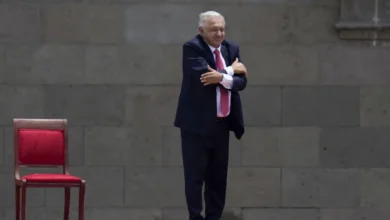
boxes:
[335,22,390,40]
[335,0,390,40]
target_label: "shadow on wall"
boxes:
[221,211,242,220]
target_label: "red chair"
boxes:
[13,118,86,220]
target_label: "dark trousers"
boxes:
[180,119,230,220]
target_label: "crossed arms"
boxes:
[182,44,248,92]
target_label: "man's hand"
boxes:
[200,66,223,86]
[231,58,247,76]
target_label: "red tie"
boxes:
[214,49,229,116]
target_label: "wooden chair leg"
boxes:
[15,185,20,220]
[64,187,71,220]
[20,186,26,220]
[78,180,86,220]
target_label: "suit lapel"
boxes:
[221,44,230,66]
[196,35,216,68]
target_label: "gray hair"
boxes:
[198,11,225,28]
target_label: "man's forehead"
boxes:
[206,17,225,26]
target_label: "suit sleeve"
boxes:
[230,46,247,92]
[182,43,231,78]
[182,43,209,77]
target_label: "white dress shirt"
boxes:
[208,45,234,117]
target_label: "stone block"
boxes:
[0,4,41,43]
[126,86,180,126]
[285,5,339,44]
[205,5,289,45]
[46,167,124,207]
[43,86,125,126]
[0,45,4,83]
[86,45,182,85]
[339,0,374,22]
[282,86,360,126]
[241,0,338,6]
[243,208,320,220]
[225,168,281,207]
[3,126,84,167]
[86,208,162,220]
[124,5,201,44]
[5,44,85,84]
[162,126,181,167]
[84,126,132,166]
[131,126,163,167]
[361,87,390,126]
[126,87,176,166]
[0,86,45,126]
[162,208,187,220]
[44,4,88,43]
[122,45,182,85]
[68,127,85,166]
[0,168,44,207]
[85,46,132,84]
[125,167,185,207]
[87,5,124,44]
[3,207,162,220]
[228,134,242,167]
[3,0,81,2]
[282,168,360,207]
[242,127,320,167]
[320,128,390,168]
[240,45,318,85]
[321,208,390,220]
[319,44,390,85]
[209,5,337,45]
[0,128,3,166]
[220,208,242,220]
[2,207,69,220]
[240,87,282,126]
[335,0,390,40]
[360,169,390,207]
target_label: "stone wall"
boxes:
[1,0,390,219]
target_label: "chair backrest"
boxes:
[13,118,68,168]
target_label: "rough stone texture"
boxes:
[242,127,320,167]
[320,128,390,168]
[0,4,41,43]
[243,208,321,220]
[43,86,125,126]
[240,87,282,126]
[5,45,85,84]
[361,87,390,126]
[0,45,4,84]
[225,168,281,207]
[241,45,319,85]
[319,44,390,85]
[282,168,360,207]
[0,86,46,125]
[282,86,360,126]
[1,0,390,219]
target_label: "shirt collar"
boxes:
[208,44,221,53]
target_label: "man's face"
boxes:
[199,16,225,48]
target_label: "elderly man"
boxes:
[174,11,248,220]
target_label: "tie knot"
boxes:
[214,49,220,55]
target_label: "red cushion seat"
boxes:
[21,174,82,183]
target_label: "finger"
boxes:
[201,72,212,78]
[234,57,238,63]
[207,65,215,71]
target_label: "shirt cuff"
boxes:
[225,66,234,76]
[220,73,233,89]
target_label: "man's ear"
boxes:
[199,27,203,34]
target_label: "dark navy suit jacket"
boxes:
[174,34,247,139]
